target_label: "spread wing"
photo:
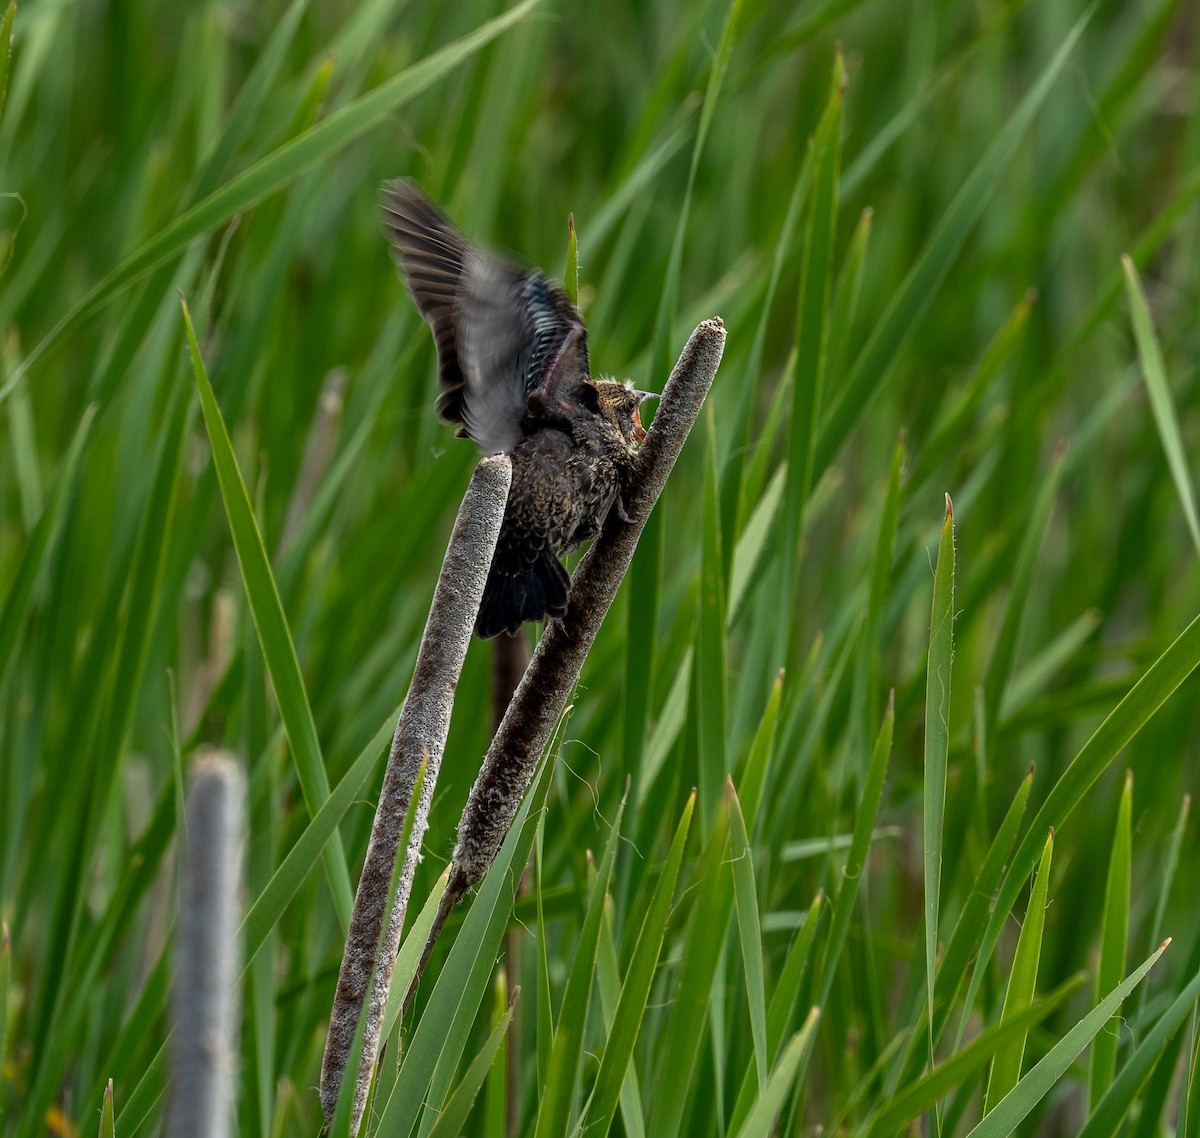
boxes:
[380,179,590,456]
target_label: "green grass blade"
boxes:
[866,976,1085,1138]
[1051,165,1200,381]
[279,52,332,141]
[730,1009,821,1138]
[814,8,1093,481]
[781,48,842,662]
[696,412,728,834]
[2,336,41,529]
[1122,254,1200,556]
[981,445,1065,727]
[736,672,781,842]
[1147,793,1190,956]
[1001,608,1104,721]
[564,212,579,306]
[425,990,517,1138]
[924,496,956,1048]
[483,972,509,1138]
[984,830,1053,1113]
[977,609,1200,1012]
[965,941,1171,1138]
[933,765,1034,1062]
[825,205,872,396]
[649,792,733,1138]
[0,0,14,126]
[623,0,741,816]
[20,385,191,1137]
[855,433,904,765]
[183,296,353,927]
[718,135,812,556]
[729,784,767,1089]
[728,466,784,627]
[0,922,9,1082]
[1182,1019,1200,1138]
[592,893,647,1138]
[910,291,1036,491]
[767,891,825,1059]
[584,116,692,252]
[583,792,694,1138]
[534,813,553,1090]
[1089,770,1132,1110]
[818,693,894,1009]
[97,1079,114,1138]
[240,713,391,964]
[196,0,310,195]
[5,0,540,399]
[0,403,95,692]
[534,794,627,1138]
[1124,1016,1193,1138]
[379,867,453,1046]
[1081,967,1200,1138]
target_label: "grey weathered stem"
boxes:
[319,455,511,1128]
[450,317,726,897]
[169,750,246,1138]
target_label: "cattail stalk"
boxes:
[451,318,725,898]
[169,750,246,1138]
[320,455,511,1129]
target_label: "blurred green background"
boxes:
[2,0,1200,1133]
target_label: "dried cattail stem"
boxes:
[320,455,512,1129]
[169,749,246,1138]
[450,318,726,898]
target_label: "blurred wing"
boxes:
[380,180,471,426]
[381,179,591,455]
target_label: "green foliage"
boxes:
[3,0,1200,1134]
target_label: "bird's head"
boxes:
[588,380,658,445]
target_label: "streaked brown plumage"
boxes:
[381,180,653,638]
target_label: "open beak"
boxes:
[632,390,658,442]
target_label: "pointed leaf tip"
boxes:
[944,492,953,520]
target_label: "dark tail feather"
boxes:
[475,551,570,639]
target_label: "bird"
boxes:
[380,179,656,640]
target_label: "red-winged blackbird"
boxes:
[381,180,655,639]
